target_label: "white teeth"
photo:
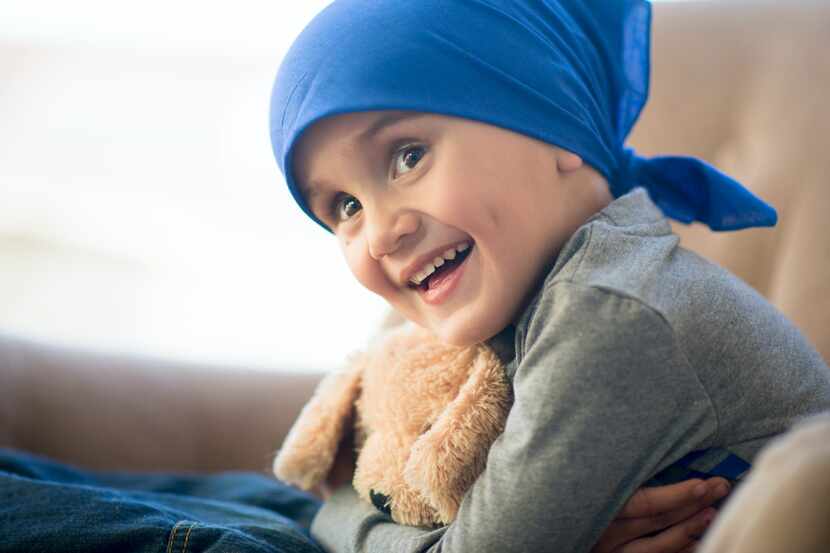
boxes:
[409,241,472,286]
[413,265,436,284]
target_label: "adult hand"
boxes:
[592,477,731,553]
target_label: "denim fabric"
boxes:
[0,447,325,553]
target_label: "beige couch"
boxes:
[1,0,828,478]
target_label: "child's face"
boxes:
[293,110,611,346]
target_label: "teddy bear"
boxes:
[273,315,513,528]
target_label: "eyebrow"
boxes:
[298,111,429,206]
[356,111,429,144]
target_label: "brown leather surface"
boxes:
[0,331,324,473]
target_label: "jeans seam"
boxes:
[182,522,197,553]
[167,520,198,553]
[166,521,183,553]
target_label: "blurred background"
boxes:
[1,0,707,373]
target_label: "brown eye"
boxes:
[333,194,361,222]
[392,145,427,179]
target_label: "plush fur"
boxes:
[273,319,513,527]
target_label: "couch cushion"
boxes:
[629,0,830,362]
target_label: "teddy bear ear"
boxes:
[273,356,364,491]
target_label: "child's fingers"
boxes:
[617,478,729,519]
[596,506,715,553]
[615,509,714,553]
[594,479,728,553]
[593,478,728,553]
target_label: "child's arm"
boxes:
[314,446,727,552]
[310,283,720,552]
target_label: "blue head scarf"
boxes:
[269,0,777,233]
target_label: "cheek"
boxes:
[432,151,518,233]
[342,240,395,297]
[426,168,493,232]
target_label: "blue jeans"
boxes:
[0,447,325,553]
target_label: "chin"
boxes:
[430,316,499,348]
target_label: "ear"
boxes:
[556,149,583,173]
[273,353,365,490]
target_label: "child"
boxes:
[268,1,830,552]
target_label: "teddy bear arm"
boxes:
[273,356,364,490]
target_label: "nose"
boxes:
[370,489,392,516]
[366,207,419,260]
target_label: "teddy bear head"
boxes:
[273,323,512,527]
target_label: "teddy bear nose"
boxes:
[370,489,392,515]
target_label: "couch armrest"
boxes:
[0,330,325,473]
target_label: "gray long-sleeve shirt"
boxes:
[310,187,830,553]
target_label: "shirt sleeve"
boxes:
[310,282,718,553]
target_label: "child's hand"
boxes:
[591,477,730,553]
[309,431,357,502]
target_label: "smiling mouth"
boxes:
[407,244,474,292]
